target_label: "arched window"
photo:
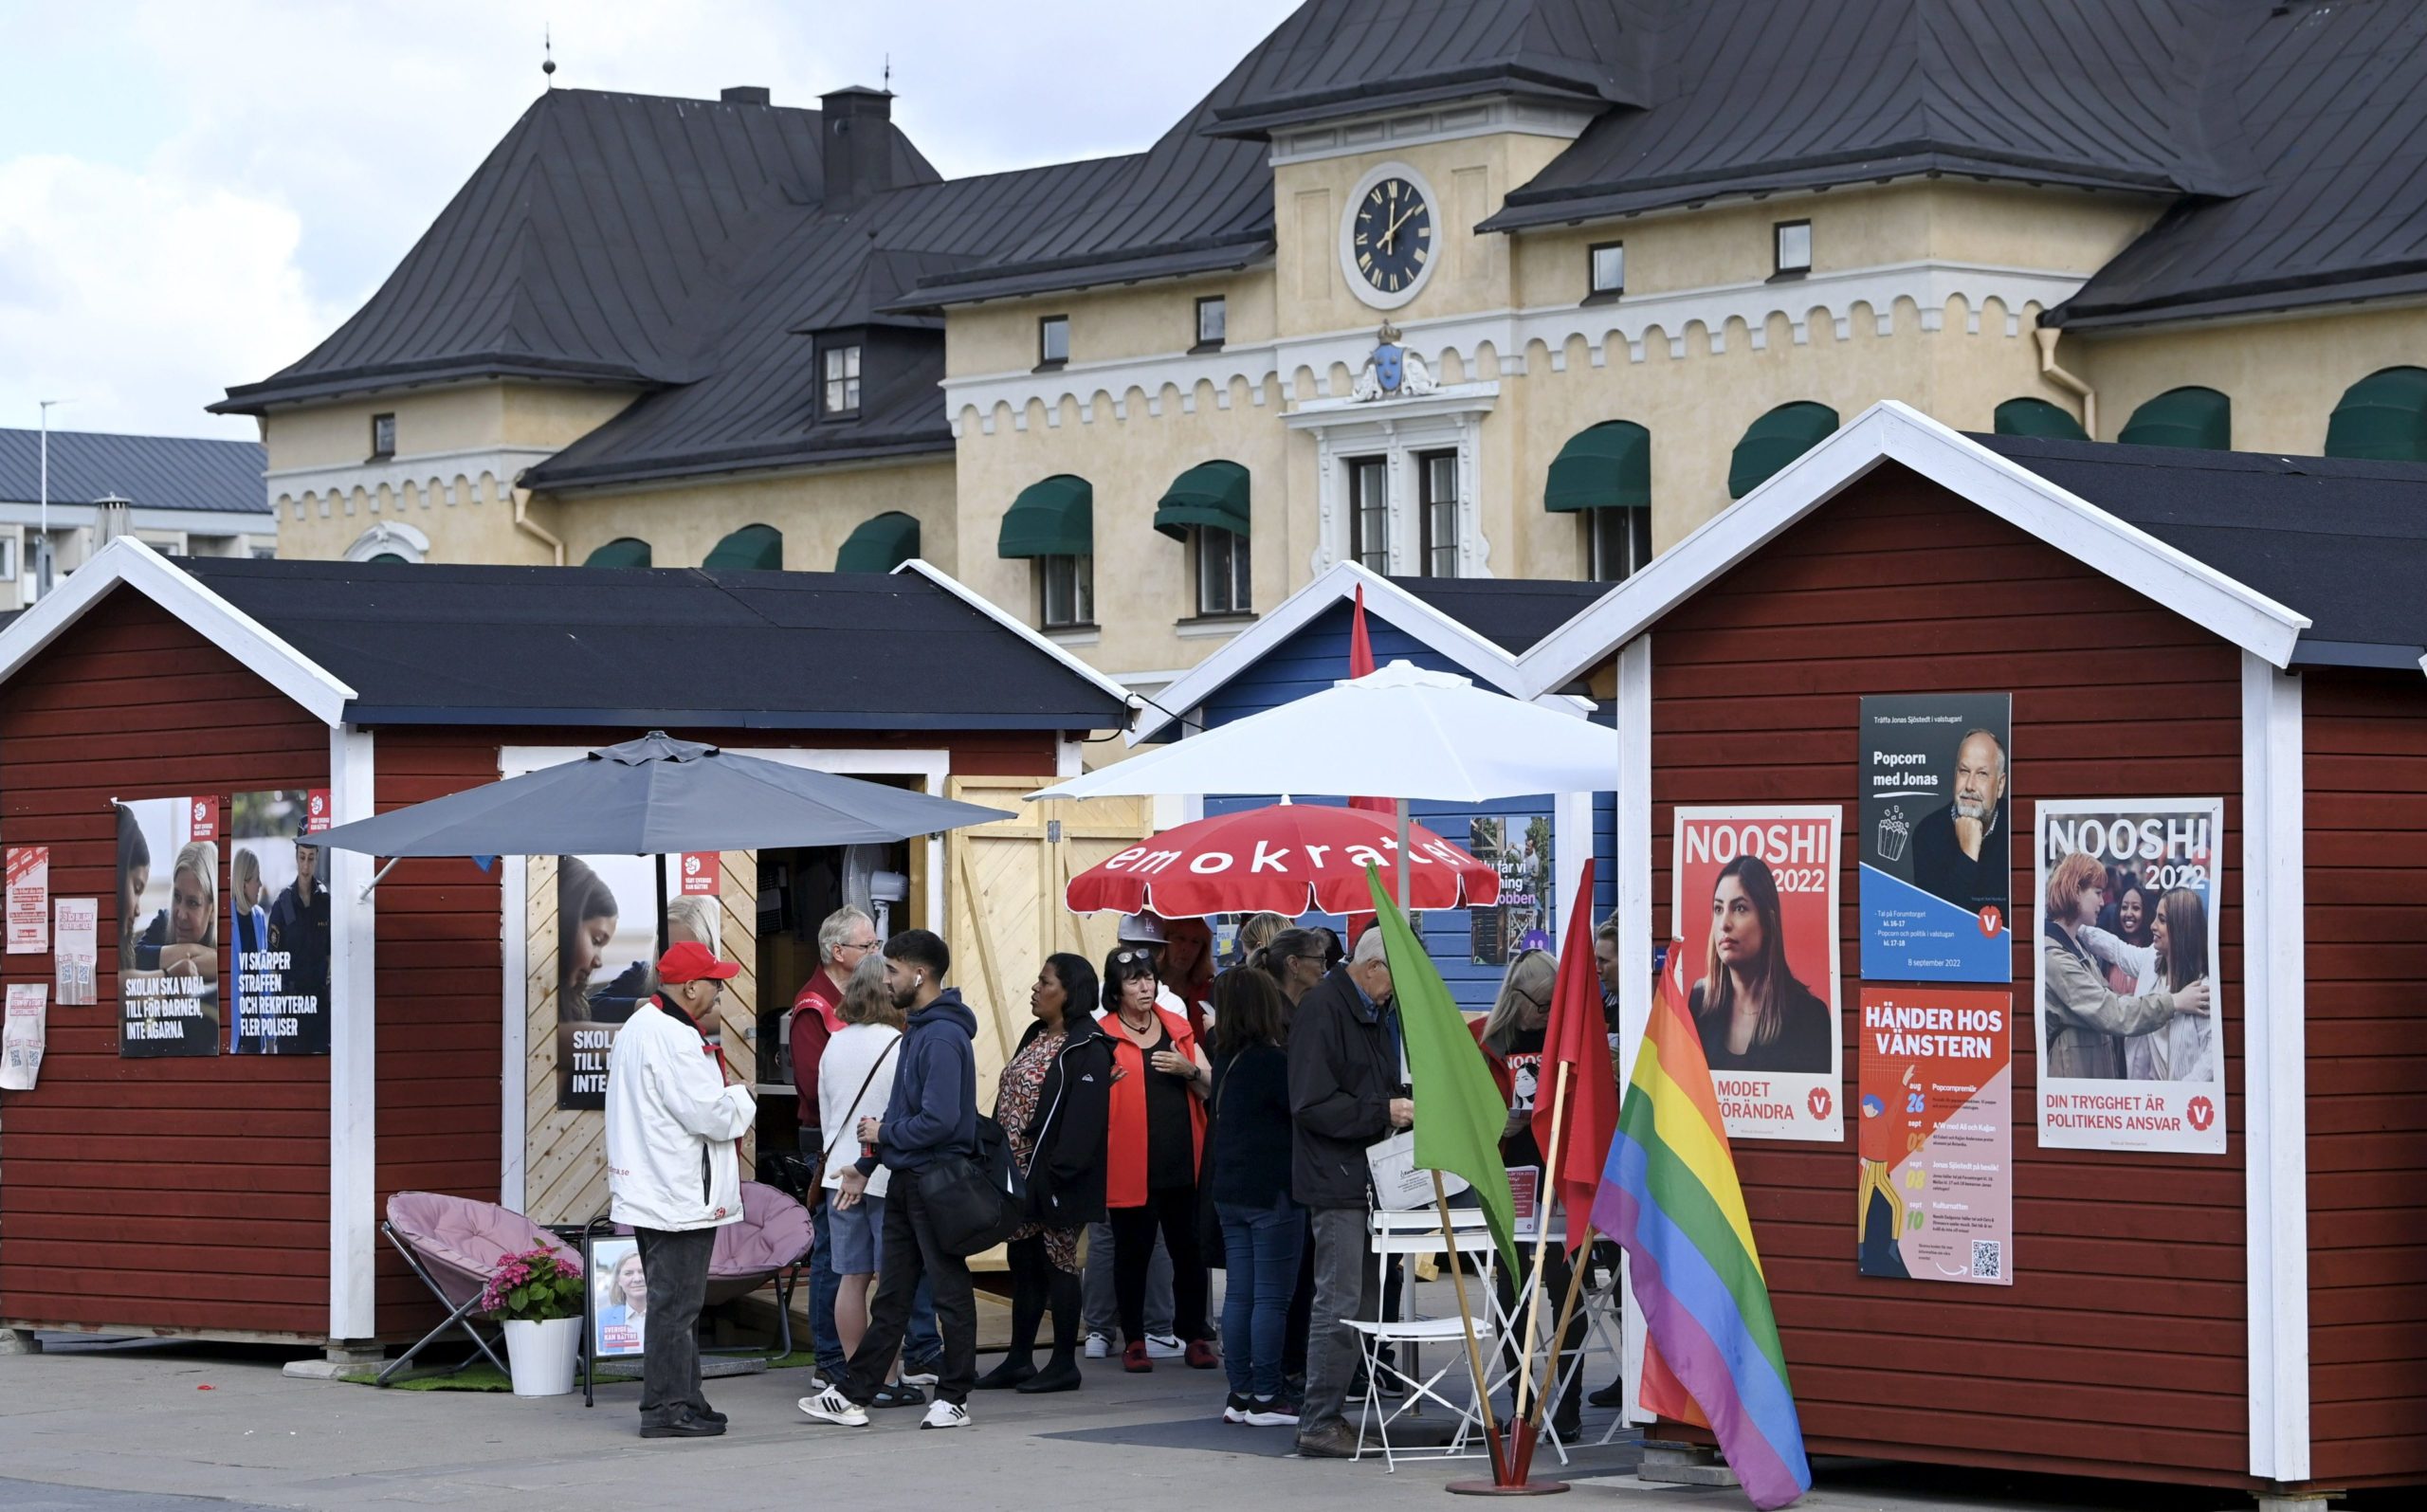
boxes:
[583,537,652,569]
[1992,398,2089,441]
[998,475,1094,629]
[2119,387,2231,450]
[1728,402,1839,500]
[703,523,782,572]
[342,521,428,564]
[1154,461,1251,615]
[2326,367,2427,461]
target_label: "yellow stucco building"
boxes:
[219,1,2427,700]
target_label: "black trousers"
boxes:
[843,1167,978,1405]
[1108,1186,1209,1343]
[1004,1232,1081,1364]
[631,1225,717,1427]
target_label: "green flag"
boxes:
[1366,866,1520,1276]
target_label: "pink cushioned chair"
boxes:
[705,1181,814,1354]
[379,1191,581,1386]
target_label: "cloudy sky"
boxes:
[0,0,1300,441]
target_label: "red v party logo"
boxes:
[2187,1096,2217,1132]
[1808,1086,1833,1120]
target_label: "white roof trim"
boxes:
[1515,400,2312,696]
[1130,559,1593,745]
[890,557,1141,718]
[0,537,355,726]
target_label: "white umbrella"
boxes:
[1032,661,1615,902]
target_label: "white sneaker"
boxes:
[1084,1332,1110,1359]
[1142,1333,1185,1358]
[798,1388,868,1428]
[900,1367,940,1387]
[920,1398,970,1430]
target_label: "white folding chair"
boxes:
[1348,1208,1500,1470]
[1501,1228,1629,1460]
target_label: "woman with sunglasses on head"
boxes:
[976,952,1112,1394]
[1248,926,1331,1006]
[1097,943,1218,1373]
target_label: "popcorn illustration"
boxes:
[1875,805,1911,863]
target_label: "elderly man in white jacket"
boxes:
[604,940,756,1438]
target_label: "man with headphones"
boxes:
[800,929,982,1432]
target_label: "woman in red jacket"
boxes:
[1098,944,1217,1372]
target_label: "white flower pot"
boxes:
[503,1316,581,1396]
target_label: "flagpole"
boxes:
[1524,1223,1599,1445]
[1513,1059,1573,1427]
[1431,1170,1509,1485]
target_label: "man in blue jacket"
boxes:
[800,929,981,1431]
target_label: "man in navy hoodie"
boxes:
[800,929,981,1431]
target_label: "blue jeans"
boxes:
[1218,1197,1305,1401]
[810,1204,846,1379]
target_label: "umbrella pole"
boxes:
[655,854,669,956]
[1396,797,1412,907]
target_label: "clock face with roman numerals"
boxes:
[1344,171,1433,307]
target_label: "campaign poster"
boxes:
[551,854,721,1109]
[1860,694,2014,983]
[591,1235,648,1358]
[2034,799,2227,1154]
[55,899,97,1006]
[1857,986,2013,1284]
[8,847,49,954]
[1671,807,1843,1142]
[1469,815,1553,966]
[229,791,329,1055]
[1,982,46,1090]
[116,797,220,1057]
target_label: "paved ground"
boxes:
[0,1329,2305,1512]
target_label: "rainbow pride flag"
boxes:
[1591,943,1812,1510]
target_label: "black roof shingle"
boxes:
[175,556,1126,730]
[1975,433,2427,669]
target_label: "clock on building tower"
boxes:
[1341,163,1436,310]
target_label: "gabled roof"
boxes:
[1483,0,2243,233]
[0,428,267,515]
[0,543,1129,732]
[1131,560,1595,744]
[213,89,937,415]
[1515,401,2322,697]
[2047,2,2427,329]
[1201,0,1645,139]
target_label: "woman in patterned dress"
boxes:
[975,952,1111,1394]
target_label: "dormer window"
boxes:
[821,342,862,418]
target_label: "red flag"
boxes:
[1348,587,1395,817]
[1532,860,1616,1250]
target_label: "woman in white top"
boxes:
[2077,887,2216,1084]
[817,955,918,1403]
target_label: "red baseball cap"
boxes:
[658,940,740,985]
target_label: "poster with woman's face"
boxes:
[1671,807,1842,1142]
[551,854,721,1109]
[591,1235,647,1358]
[116,797,220,1058]
[2033,799,2226,1154]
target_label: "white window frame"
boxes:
[1040,552,1093,628]
[342,520,429,564]
[1586,505,1653,583]
[821,343,862,417]
[1293,396,1496,579]
[1194,525,1250,615]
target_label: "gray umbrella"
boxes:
[309,731,1011,857]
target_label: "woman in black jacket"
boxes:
[976,952,1111,1394]
[1209,967,1304,1425]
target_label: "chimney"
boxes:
[721,85,771,105]
[94,495,132,546]
[819,85,896,212]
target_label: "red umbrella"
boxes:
[1065,802,1500,917]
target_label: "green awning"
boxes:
[1153,460,1250,540]
[1544,421,1650,513]
[2119,387,2230,450]
[998,474,1093,558]
[1728,401,1839,500]
[583,537,652,569]
[1993,397,2088,442]
[2327,367,2427,461]
[703,522,783,571]
[835,511,922,574]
